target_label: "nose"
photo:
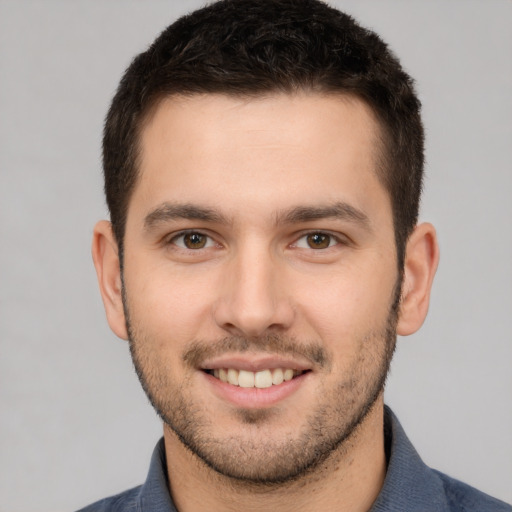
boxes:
[213,244,295,337]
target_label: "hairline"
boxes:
[117,88,394,262]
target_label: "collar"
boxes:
[137,438,177,512]
[369,405,450,511]
[136,406,449,512]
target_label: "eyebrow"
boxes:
[144,203,230,230]
[144,201,371,231]
[277,202,372,230]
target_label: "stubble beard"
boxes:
[123,277,401,486]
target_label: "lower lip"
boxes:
[201,371,310,409]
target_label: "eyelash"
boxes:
[167,230,347,251]
[292,231,345,250]
[167,230,217,250]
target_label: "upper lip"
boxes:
[200,354,313,372]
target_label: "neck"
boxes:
[163,397,387,512]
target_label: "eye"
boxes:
[170,232,215,250]
[294,232,339,250]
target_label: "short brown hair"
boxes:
[103,0,424,267]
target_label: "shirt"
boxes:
[77,407,511,511]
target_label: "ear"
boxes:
[397,222,439,336]
[91,220,129,340]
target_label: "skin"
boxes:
[93,93,439,512]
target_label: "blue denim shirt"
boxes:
[78,407,510,511]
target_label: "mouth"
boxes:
[204,368,309,389]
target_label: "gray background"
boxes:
[1,1,511,510]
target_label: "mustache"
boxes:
[182,334,330,370]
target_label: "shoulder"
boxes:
[375,407,511,512]
[75,485,142,512]
[433,470,511,512]
[76,438,176,512]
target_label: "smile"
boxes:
[206,368,306,388]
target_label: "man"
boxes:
[81,0,510,511]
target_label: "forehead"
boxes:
[140,92,382,159]
[132,92,390,225]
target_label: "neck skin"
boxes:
[163,396,387,512]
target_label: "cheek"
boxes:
[292,262,397,343]
[123,258,219,343]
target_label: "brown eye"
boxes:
[183,233,207,249]
[306,233,331,249]
[169,231,218,253]
[171,232,212,249]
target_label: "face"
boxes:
[121,93,400,483]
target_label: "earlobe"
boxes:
[91,220,129,340]
[397,223,440,336]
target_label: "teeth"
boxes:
[238,370,255,388]
[227,368,239,386]
[283,368,294,381]
[254,369,272,388]
[210,368,303,388]
[272,368,284,385]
